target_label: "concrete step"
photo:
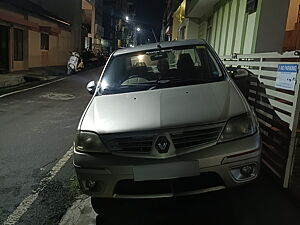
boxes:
[0,74,26,88]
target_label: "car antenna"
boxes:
[151,28,158,43]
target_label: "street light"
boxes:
[136,27,141,32]
[125,16,129,21]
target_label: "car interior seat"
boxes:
[157,59,170,79]
[131,62,148,77]
[177,53,196,78]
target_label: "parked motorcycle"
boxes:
[67,52,84,75]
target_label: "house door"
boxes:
[0,25,9,73]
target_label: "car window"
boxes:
[100,45,224,95]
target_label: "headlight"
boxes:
[219,113,257,142]
[75,131,109,153]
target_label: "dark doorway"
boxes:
[0,25,9,73]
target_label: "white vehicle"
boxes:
[67,51,84,75]
[74,39,261,215]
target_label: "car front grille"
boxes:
[170,126,223,149]
[101,124,224,153]
[102,135,154,153]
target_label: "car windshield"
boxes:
[99,45,224,95]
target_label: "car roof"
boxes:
[113,39,207,56]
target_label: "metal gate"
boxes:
[221,51,300,190]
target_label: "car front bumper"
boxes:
[74,132,261,199]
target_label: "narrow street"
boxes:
[0,67,299,225]
[0,68,101,225]
[1,0,300,224]
[0,68,300,225]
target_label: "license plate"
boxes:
[133,161,199,181]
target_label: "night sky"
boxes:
[133,0,166,42]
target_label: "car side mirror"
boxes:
[86,80,96,95]
[232,68,251,80]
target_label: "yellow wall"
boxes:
[286,0,300,31]
[172,0,186,40]
[1,9,73,71]
[28,30,72,68]
[28,31,41,68]
[12,61,26,71]
[26,16,72,68]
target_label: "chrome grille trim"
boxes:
[170,126,223,149]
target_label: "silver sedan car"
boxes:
[74,39,261,214]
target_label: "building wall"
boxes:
[172,6,180,40]
[28,29,72,68]
[255,0,290,53]
[283,0,300,51]
[208,0,260,55]
[286,0,299,31]
[0,7,73,72]
[172,0,186,40]
[225,0,238,55]
[30,0,82,51]
[28,16,72,69]
[198,21,208,39]
[181,0,290,56]
[186,19,200,40]
[28,30,40,68]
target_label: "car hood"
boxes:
[79,81,247,134]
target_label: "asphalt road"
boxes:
[0,68,102,225]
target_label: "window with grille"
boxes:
[41,33,49,50]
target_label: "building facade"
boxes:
[0,0,79,73]
[101,0,136,53]
[30,0,82,52]
[162,0,296,56]
[283,0,300,51]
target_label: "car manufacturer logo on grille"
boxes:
[155,136,170,153]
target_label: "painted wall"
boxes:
[198,21,208,39]
[286,0,300,31]
[255,0,290,53]
[172,12,179,40]
[172,0,186,40]
[233,0,247,54]
[0,7,73,71]
[186,19,200,40]
[225,0,238,55]
[27,16,72,68]
[188,0,258,56]
[28,30,72,68]
[243,12,257,54]
[30,0,82,51]
[182,0,289,55]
